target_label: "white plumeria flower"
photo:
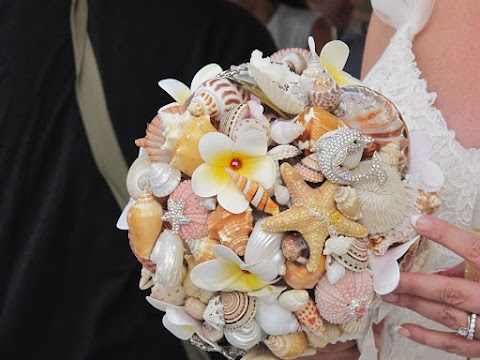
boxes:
[318,39,362,86]
[406,130,444,192]
[190,245,279,292]
[158,63,223,106]
[191,130,276,214]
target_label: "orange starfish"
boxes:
[262,162,368,272]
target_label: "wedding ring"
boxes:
[467,313,477,340]
[457,315,472,338]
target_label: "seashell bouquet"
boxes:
[116,37,444,359]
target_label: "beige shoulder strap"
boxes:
[70,0,129,209]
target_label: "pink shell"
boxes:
[314,270,374,324]
[169,180,211,241]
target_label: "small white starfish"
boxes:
[161,198,190,234]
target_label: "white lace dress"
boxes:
[362,0,480,359]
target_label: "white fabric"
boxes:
[363,0,480,359]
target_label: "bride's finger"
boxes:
[437,263,465,278]
[396,323,480,357]
[392,272,480,314]
[411,215,480,270]
[383,293,480,338]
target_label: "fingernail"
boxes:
[382,293,399,303]
[395,326,411,338]
[410,215,432,231]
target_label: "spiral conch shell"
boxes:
[264,332,309,360]
[127,188,163,258]
[224,319,266,351]
[221,291,257,331]
[220,102,269,141]
[270,48,312,74]
[149,162,181,198]
[186,237,220,263]
[334,186,362,221]
[187,78,249,122]
[207,205,253,256]
[134,114,172,163]
[126,154,151,199]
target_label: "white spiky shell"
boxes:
[204,295,225,331]
[150,230,186,287]
[269,120,305,145]
[126,154,151,200]
[267,144,302,161]
[255,298,302,336]
[224,319,267,351]
[244,218,286,276]
[149,162,181,198]
[278,290,309,312]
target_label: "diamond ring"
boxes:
[467,313,477,341]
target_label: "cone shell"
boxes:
[170,116,217,177]
[308,72,341,112]
[187,78,249,121]
[225,168,280,215]
[169,180,211,241]
[207,205,253,256]
[281,232,309,265]
[224,319,266,351]
[334,186,362,221]
[293,106,345,154]
[293,154,324,183]
[126,155,151,199]
[221,291,257,330]
[183,255,218,303]
[150,230,186,287]
[184,296,208,320]
[135,114,172,163]
[128,232,156,274]
[264,332,309,360]
[186,237,220,263]
[314,270,374,324]
[150,282,187,307]
[255,298,302,336]
[283,258,325,290]
[294,297,326,337]
[149,162,181,198]
[269,120,305,145]
[127,188,163,258]
[331,238,369,272]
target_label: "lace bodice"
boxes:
[362,0,480,359]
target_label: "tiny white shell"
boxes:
[224,319,267,351]
[274,184,290,206]
[197,196,217,211]
[150,230,186,287]
[269,120,305,145]
[278,290,309,312]
[149,162,181,198]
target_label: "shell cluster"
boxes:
[118,36,442,360]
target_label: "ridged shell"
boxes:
[150,230,186,287]
[149,162,181,198]
[294,297,326,337]
[283,259,324,290]
[269,120,305,145]
[334,186,362,221]
[244,218,286,276]
[308,71,341,112]
[126,155,151,199]
[150,282,187,307]
[267,144,302,161]
[332,85,409,172]
[183,255,218,303]
[221,291,257,330]
[187,78,249,121]
[293,154,324,183]
[264,332,309,360]
[378,140,402,169]
[220,102,269,141]
[331,238,369,272]
[255,298,302,336]
[303,323,342,349]
[293,106,345,154]
[207,205,253,256]
[127,188,163,258]
[281,232,309,265]
[170,116,217,177]
[204,295,225,330]
[186,237,220,263]
[314,270,374,324]
[224,319,266,351]
[184,296,208,320]
[278,290,309,312]
[134,114,172,163]
[225,168,280,215]
[168,180,211,241]
[339,316,368,336]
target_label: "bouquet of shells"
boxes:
[116,37,443,359]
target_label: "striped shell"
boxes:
[224,319,266,351]
[293,154,324,183]
[149,162,181,198]
[270,48,313,74]
[334,186,362,221]
[221,291,257,330]
[281,232,309,265]
[186,237,220,263]
[134,114,172,163]
[331,238,369,272]
[308,71,340,112]
[126,155,151,199]
[314,270,374,324]
[378,140,402,169]
[187,78,249,121]
[184,296,208,320]
[220,102,269,141]
[294,297,326,337]
[264,332,309,360]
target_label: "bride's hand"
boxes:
[382,215,480,357]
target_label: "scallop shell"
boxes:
[339,316,368,336]
[207,205,253,256]
[308,71,341,112]
[220,102,269,141]
[269,120,305,145]
[278,290,309,312]
[331,238,369,272]
[150,230,186,287]
[264,332,309,360]
[283,259,324,290]
[293,154,324,183]
[184,296,208,320]
[126,155,151,199]
[281,232,309,265]
[255,298,302,336]
[187,78,249,121]
[293,106,345,154]
[294,297,326,337]
[224,319,267,351]
[127,188,163,258]
[332,85,409,172]
[334,186,362,221]
[221,291,257,331]
[314,270,374,324]
[170,116,217,177]
[244,218,286,276]
[183,255,218,303]
[150,282,187,307]
[204,295,225,330]
[267,144,302,161]
[169,180,211,241]
[225,168,280,215]
[134,114,172,163]
[149,162,181,198]
[186,237,220,263]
